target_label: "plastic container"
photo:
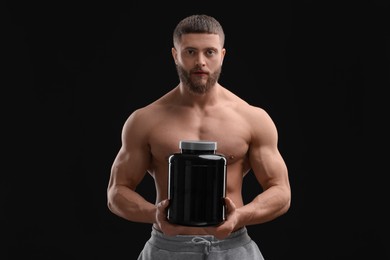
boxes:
[167,140,227,226]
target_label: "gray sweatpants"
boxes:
[137,227,265,260]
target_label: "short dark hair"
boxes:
[173,14,225,47]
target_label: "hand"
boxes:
[155,199,188,236]
[204,197,239,240]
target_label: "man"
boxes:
[107,14,291,259]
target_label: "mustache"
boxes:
[190,67,209,73]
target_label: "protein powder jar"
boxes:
[167,140,227,226]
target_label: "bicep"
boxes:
[110,147,150,189]
[109,112,152,190]
[248,111,288,190]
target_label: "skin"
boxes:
[107,33,291,240]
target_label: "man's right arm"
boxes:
[107,111,157,224]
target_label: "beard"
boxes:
[176,64,222,94]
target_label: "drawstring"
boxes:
[191,237,212,255]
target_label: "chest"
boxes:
[148,115,250,166]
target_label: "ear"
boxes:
[221,48,226,66]
[172,47,178,65]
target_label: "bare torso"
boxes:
[135,85,263,234]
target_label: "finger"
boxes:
[158,199,169,210]
[224,197,236,212]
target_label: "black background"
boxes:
[4,1,389,259]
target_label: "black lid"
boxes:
[179,140,217,151]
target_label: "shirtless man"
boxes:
[107,14,291,259]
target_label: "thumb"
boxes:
[158,199,169,209]
[224,197,236,213]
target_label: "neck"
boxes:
[177,83,220,108]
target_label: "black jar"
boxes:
[167,140,227,226]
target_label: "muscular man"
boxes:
[107,14,291,259]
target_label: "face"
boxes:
[172,33,225,94]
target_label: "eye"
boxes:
[206,49,216,56]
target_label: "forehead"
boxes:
[178,33,223,50]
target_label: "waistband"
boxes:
[148,227,252,253]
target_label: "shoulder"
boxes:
[223,88,278,140]
[223,87,272,121]
[122,91,176,136]
[124,103,165,130]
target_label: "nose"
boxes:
[195,54,206,67]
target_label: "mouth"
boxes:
[192,71,208,76]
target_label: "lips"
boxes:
[192,71,208,75]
